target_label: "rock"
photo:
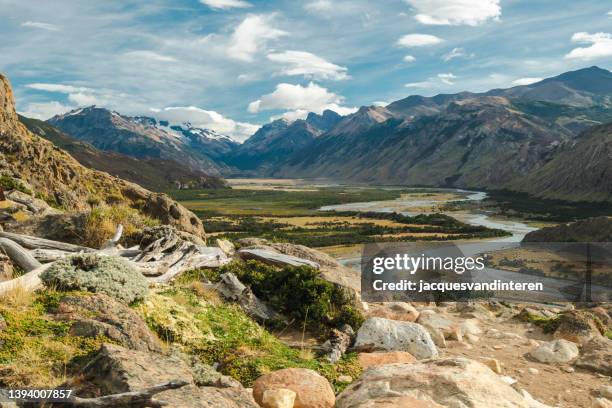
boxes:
[0,314,5,332]
[5,190,60,216]
[487,328,525,341]
[136,191,205,239]
[420,322,447,348]
[601,386,612,399]
[337,358,539,408]
[324,325,354,363]
[575,337,612,375]
[253,368,335,408]
[262,388,297,408]
[520,389,556,408]
[553,310,603,344]
[337,375,353,383]
[354,317,438,359]
[367,302,419,322]
[454,302,495,320]
[68,344,257,407]
[0,253,11,280]
[563,366,575,373]
[216,272,284,323]
[357,351,416,369]
[190,360,242,388]
[529,339,579,364]
[483,358,502,374]
[417,310,461,340]
[528,368,539,374]
[593,398,612,408]
[217,239,236,256]
[52,293,162,353]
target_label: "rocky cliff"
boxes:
[0,73,205,238]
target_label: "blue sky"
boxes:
[1,0,611,140]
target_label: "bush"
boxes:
[83,204,159,248]
[40,254,148,304]
[220,260,363,333]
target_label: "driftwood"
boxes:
[0,237,42,272]
[238,248,320,268]
[0,262,53,294]
[45,380,189,408]
[0,231,94,253]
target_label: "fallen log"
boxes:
[42,380,188,408]
[0,231,94,253]
[151,246,229,283]
[0,238,42,272]
[238,248,320,268]
[0,262,53,295]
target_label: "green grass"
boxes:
[168,187,408,217]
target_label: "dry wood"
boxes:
[0,231,94,252]
[0,237,42,271]
[50,380,189,408]
[0,262,53,295]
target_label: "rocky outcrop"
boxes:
[0,73,205,239]
[68,343,258,408]
[529,339,579,364]
[357,351,416,369]
[336,358,550,408]
[353,317,438,359]
[51,293,162,353]
[252,368,335,408]
[575,337,612,375]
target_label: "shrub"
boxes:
[220,260,364,333]
[40,254,148,304]
[83,204,159,248]
[0,176,32,195]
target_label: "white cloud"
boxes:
[123,51,176,62]
[267,50,348,80]
[227,15,287,61]
[25,83,93,93]
[25,82,112,107]
[154,106,259,142]
[403,55,416,63]
[18,101,72,120]
[405,81,432,88]
[372,101,390,107]
[21,21,60,31]
[405,0,501,26]
[248,82,356,119]
[438,73,456,85]
[512,77,543,86]
[200,0,251,10]
[564,32,612,61]
[442,47,469,62]
[304,0,333,12]
[397,34,443,47]
[608,10,612,16]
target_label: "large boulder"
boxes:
[336,358,549,408]
[367,302,419,322]
[575,337,612,375]
[353,317,438,359]
[68,344,257,408]
[529,339,579,364]
[253,368,335,408]
[51,293,162,353]
[357,351,416,369]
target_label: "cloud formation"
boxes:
[200,0,252,10]
[442,47,470,62]
[403,55,416,63]
[397,34,443,47]
[512,77,543,86]
[405,0,501,26]
[267,50,348,80]
[21,21,60,31]
[565,32,612,61]
[123,51,176,62]
[227,15,287,61]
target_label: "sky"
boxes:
[1,0,611,141]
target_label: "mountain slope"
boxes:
[512,122,612,202]
[20,116,227,191]
[0,73,205,237]
[48,107,233,175]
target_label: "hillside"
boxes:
[0,73,205,238]
[20,116,227,191]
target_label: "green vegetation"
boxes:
[41,254,149,304]
[137,287,360,389]
[0,176,32,195]
[83,204,159,248]
[0,289,110,387]
[219,260,363,332]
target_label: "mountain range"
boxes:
[29,66,612,202]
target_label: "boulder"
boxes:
[336,358,540,408]
[253,368,335,408]
[217,239,236,256]
[367,302,419,322]
[5,190,60,216]
[417,310,461,340]
[553,310,603,344]
[593,398,612,408]
[52,293,162,353]
[575,337,612,375]
[69,344,257,408]
[357,351,416,369]
[353,317,438,359]
[262,388,297,408]
[323,325,354,363]
[529,339,579,364]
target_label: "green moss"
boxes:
[0,176,32,195]
[175,267,222,284]
[605,331,612,340]
[516,309,561,333]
